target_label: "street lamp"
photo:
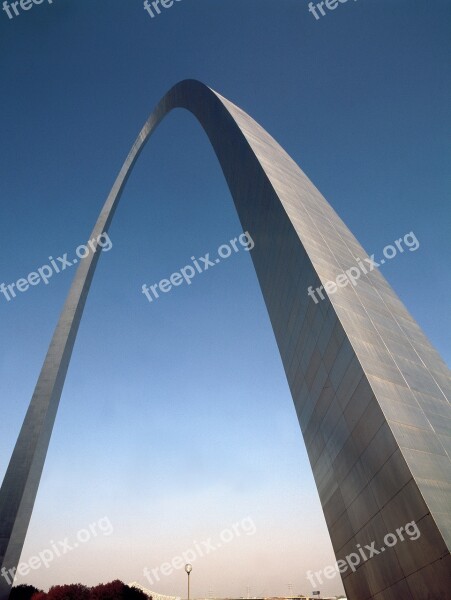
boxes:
[185,563,192,600]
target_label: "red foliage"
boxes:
[90,581,126,600]
[91,581,149,600]
[26,582,150,600]
[46,584,90,600]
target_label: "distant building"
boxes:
[129,582,181,600]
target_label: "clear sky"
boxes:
[0,0,450,598]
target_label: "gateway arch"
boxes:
[0,80,450,600]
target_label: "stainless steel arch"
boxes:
[1,80,450,600]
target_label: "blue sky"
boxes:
[0,0,450,597]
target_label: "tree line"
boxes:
[10,581,151,600]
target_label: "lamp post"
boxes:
[185,563,192,600]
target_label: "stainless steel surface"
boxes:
[0,80,449,599]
